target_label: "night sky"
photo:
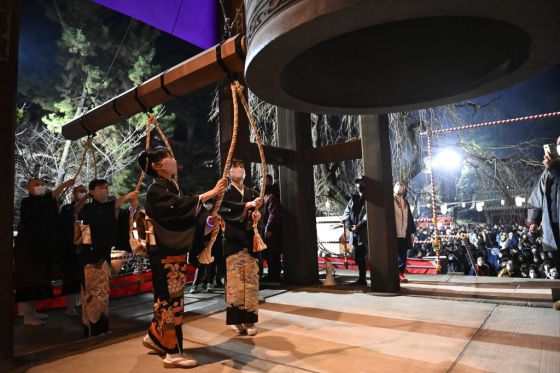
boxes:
[466,65,560,144]
[18,2,59,77]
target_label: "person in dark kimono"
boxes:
[189,241,219,293]
[261,175,282,282]
[393,181,416,283]
[529,136,560,269]
[15,177,75,326]
[189,201,221,294]
[221,160,263,337]
[343,177,369,285]
[59,184,88,317]
[139,147,227,369]
[213,230,226,288]
[76,179,138,337]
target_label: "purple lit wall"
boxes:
[92,0,218,49]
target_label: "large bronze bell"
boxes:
[244,0,560,114]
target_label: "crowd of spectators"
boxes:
[412,223,559,279]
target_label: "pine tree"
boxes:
[16,0,174,205]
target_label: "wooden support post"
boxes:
[245,143,294,166]
[360,114,399,293]
[277,109,318,285]
[0,0,20,370]
[305,139,362,164]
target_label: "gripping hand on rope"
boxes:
[52,178,76,200]
[197,177,229,264]
[197,82,242,264]
[246,197,263,210]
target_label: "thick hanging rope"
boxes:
[74,137,93,178]
[129,116,152,253]
[129,112,174,254]
[58,136,97,201]
[147,112,175,158]
[231,80,267,252]
[198,80,269,263]
[91,143,98,179]
[134,112,174,191]
[198,82,241,264]
[134,117,152,193]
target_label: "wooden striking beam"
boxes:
[305,139,362,164]
[61,34,247,140]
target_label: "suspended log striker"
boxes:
[61,34,246,140]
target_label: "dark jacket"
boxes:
[263,189,281,234]
[18,191,60,260]
[78,199,118,264]
[529,161,560,251]
[343,193,368,247]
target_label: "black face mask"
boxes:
[265,185,273,194]
[357,184,365,193]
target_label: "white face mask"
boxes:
[393,184,405,195]
[230,168,245,182]
[33,185,47,196]
[160,157,178,177]
[556,145,560,156]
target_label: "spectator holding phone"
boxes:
[528,136,560,269]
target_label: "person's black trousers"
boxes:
[354,244,368,281]
[397,238,409,274]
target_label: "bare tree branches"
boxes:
[13,110,149,222]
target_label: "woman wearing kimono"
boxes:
[139,147,227,369]
[220,160,263,336]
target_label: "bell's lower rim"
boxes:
[244,0,560,114]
